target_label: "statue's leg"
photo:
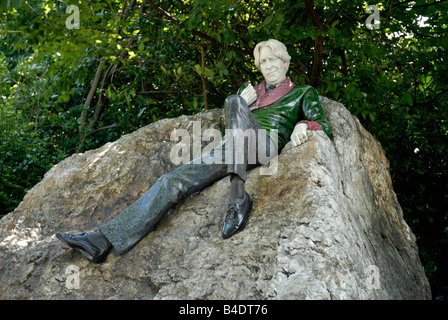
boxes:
[100,148,227,255]
[225,95,260,182]
[223,94,278,196]
[221,95,278,238]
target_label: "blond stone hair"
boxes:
[253,39,291,70]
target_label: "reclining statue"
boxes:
[56,39,331,263]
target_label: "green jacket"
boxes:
[237,78,331,150]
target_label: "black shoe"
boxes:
[56,230,112,263]
[222,192,252,239]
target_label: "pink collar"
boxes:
[250,77,295,111]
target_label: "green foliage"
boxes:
[0,0,447,298]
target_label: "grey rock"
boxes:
[0,97,431,299]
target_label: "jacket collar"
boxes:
[250,77,295,111]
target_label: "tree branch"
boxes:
[201,36,208,110]
[324,0,352,27]
[144,0,251,55]
[175,0,192,10]
[393,0,448,9]
[79,60,105,136]
[304,0,324,87]
[380,0,394,44]
[139,90,189,94]
[304,0,324,30]
[415,87,448,106]
[90,124,122,134]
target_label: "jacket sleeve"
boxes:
[296,86,331,137]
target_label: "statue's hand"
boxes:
[290,123,308,147]
[240,84,257,106]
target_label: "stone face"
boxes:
[0,97,431,300]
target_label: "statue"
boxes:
[56,39,331,263]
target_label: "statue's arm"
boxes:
[291,86,331,146]
[298,87,331,137]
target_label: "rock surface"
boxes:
[0,97,431,300]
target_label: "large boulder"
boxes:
[0,97,431,299]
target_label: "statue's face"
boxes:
[259,46,288,86]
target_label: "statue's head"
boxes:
[254,39,291,86]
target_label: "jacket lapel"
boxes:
[250,77,295,111]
